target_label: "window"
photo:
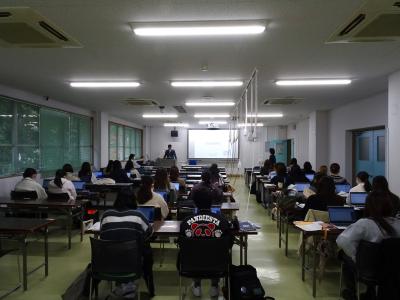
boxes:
[0,96,92,177]
[109,122,142,161]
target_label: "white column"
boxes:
[92,111,109,169]
[388,70,400,195]
[308,111,329,170]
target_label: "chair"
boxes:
[177,206,195,221]
[89,237,143,299]
[10,190,38,200]
[378,238,400,299]
[46,192,70,201]
[177,236,231,300]
[0,248,21,299]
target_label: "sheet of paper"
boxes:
[294,221,323,231]
[88,222,100,232]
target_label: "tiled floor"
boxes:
[1,178,342,299]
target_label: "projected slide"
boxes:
[188,129,239,159]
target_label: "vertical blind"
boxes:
[109,122,142,161]
[0,96,92,177]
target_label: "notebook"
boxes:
[72,181,86,191]
[328,206,355,228]
[349,192,368,206]
[305,174,314,182]
[335,184,351,193]
[295,183,310,192]
[137,206,155,222]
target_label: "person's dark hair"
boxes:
[316,176,336,197]
[372,176,390,193]
[330,163,340,175]
[275,162,287,177]
[154,168,169,190]
[125,160,134,172]
[169,166,180,182]
[290,158,298,166]
[209,163,220,182]
[357,171,372,192]
[289,164,302,178]
[114,190,137,210]
[365,191,395,235]
[319,165,328,175]
[112,160,123,172]
[62,164,74,174]
[192,185,213,210]
[78,162,92,178]
[269,148,275,155]
[105,160,113,173]
[137,176,153,204]
[263,159,271,169]
[23,168,37,178]
[54,169,66,189]
[168,144,172,148]
[201,170,212,184]
[303,161,313,173]
[311,172,325,189]
[128,154,135,161]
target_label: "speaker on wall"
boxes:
[171,130,178,137]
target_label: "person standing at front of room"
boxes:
[164,144,177,159]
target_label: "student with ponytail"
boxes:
[48,169,77,201]
[346,171,372,204]
[137,175,169,219]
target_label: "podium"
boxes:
[155,158,176,168]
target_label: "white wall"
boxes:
[287,119,310,165]
[388,71,400,195]
[328,92,388,181]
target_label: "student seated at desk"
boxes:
[288,164,309,183]
[260,159,272,176]
[179,185,233,298]
[62,164,80,181]
[319,165,328,176]
[100,190,154,297]
[303,176,344,214]
[346,171,372,204]
[303,172,324,199]
[209,163,225,187]
[14,168,48,199]
[169,166,186,191]
[270,162,294,188]
[110,160,131,183]
[190,170,223,205]
[125,160,141,179]
[372,176,400,217]
[78,162,96,183]
[48,169,77,201]
[103,160,113,177]
[137,176,169,219]
[303,161,315,175]
[336,192,400,300]
[154,167,174,190]
[329,163,347,184]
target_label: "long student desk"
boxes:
[84,182,133,192]
[0,217,55,291]
[0,199,86,249]
[86,220,257,265]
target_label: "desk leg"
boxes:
[44,227,49,276]
[301,232,305,281]
[312,237,317,298]
[244,235,248,265]
[285,218,289,257]
[67,209,72,250]
[278,216,282,248]
[239,236,243,265]
[20,237,27,291]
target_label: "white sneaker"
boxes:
[210,285,219,297]
[191,283,202,297]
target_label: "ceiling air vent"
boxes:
[123,98,160,106]
[263,97,302,105]
[0,7,81,47]
[173,106,187,113]
[327,0,400,43]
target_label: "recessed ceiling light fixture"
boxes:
[275,79,351,86]
[70,82,140,88]
[199,120,227,125]
[142,114,178,118]
[132,21,266,36]
[163,123,189,127]
[238,123,264,127]
[194,114,230,118]
[171,81,243,87]
[185,101,235,107]
[247,113,283,118]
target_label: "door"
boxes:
[354,129,385,179]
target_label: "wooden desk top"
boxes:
[0,198,85,208]
[0,217,55,234]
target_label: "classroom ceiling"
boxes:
[1,0,400,127]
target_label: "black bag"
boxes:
[229,265,274,300]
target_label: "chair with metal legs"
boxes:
[0,248,21,299]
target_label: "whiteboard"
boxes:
[188,129,239,159]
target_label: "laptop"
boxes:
[195,206,221,215]
[93,171,103,178]
[335,184,351,193]
[72,181,86,191]
[328,206,356,228]
[349,192,368,206]
[137,206,155,223]
[126,172,131,178]
[42,179,51,189]
[305,174,314,182]
[295,183,310,192]
[171,182,180,191]
[155,191,168,202]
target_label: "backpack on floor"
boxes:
[228,265,275,300]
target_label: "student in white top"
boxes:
[346,171,372,204]
[336,192,400,300]
[62,163,80,181]
[48,169,77,201]
[14,168,48,199]
[137,175,169,219]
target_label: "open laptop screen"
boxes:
[93,171,103,178]
[335,184,351,193]
[295,183,310,192]
[194,206,221,215]
[72,181,86,191]
[305,174,314,182]
[350,192,368,205]
[137,206,155,223]
[172,182,180,191]
[328,207,355,224]
[42,179,51,189]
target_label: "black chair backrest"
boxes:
[178,236,230,278]
[90,237,143,276]
[46,192,70,201]
[10,190,38,200]
[356,240,381,283]
[378,238,400,299]
[177,206,195,221]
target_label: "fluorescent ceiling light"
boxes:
[142,114,178,118]
[163,123,189,127]
[275,79,351,86]
[199,120,227,125]
[171,81,243,87]
[238,123,264,127]
[70,82,140,88]
[247,113,283,118]
[194,114,230,118]
[185,101,235,107]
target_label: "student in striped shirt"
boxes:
[100,190,154,298]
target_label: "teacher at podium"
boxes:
[164,144,177,159]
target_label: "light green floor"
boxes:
[1,178,342,299]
